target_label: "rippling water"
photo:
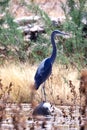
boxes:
[0,103,83,130]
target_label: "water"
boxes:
[0,103,83,130]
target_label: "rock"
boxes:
[32,101,63,117]
[32,102,52,116]
[30,25,44,32]
[13,16,40,25]
[17,25,31,35]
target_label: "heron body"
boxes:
[34,58,52,89]
[34,30,66,90]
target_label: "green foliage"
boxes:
[0,1,57,64]
[0,13,25,62]
[25,3,58,63]
[0,0,87,67]
[27,2,58,33]
[60,0,87,68]
[0,0,10,12]
[0,1,28,63]
[27,1,87,67]
[30,34,51,62]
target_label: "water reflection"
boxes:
[0,103,82,130]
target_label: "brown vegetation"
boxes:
[0,62,80,105]
[80,69,87,109]
[79,69,87,129]
[80,69,87,95]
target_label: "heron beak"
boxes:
[62,32,69,35]
[62,32,71,39]
[56,32,69,39]
[65,33,72,38]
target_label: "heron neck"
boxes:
[50,31,57,64]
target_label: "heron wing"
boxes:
[38,58,51,73]
[34,58,52,89]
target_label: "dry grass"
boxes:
[45,64,80,105]
[0,62,81,105]
[0,62,35,103]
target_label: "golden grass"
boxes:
[0,62,35,102]
[0,62,81,105]
[45,64,80,105]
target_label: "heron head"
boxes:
[52,30,69,40]
[54,30,68,36]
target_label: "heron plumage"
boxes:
[34,58,52,89]
[34,30,66,90]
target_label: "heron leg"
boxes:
[41,82,46,101]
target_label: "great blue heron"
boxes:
[32,30,67,101]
